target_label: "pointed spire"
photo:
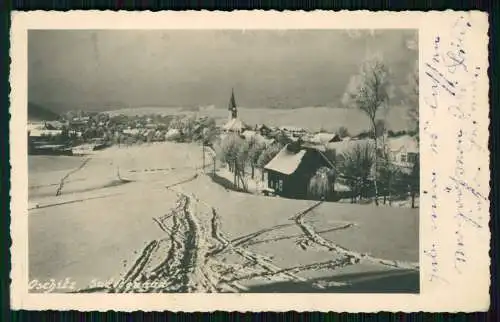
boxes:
[228,88,237,120]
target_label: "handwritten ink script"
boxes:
[423,14,488,282]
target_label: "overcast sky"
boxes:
[28,29,417,112]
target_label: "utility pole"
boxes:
[234,159,237,187]
[202,142,205,173]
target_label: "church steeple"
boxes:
[228,88,237,120]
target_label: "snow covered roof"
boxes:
[45,121,66,129]
[242,131,274,146]
[387,135,419,154]
[264,144,307,175]
[36,144,70,149]
[123,129,140,135]
[242,130,257,138]
[28,129,63,137]
[222,118,249,132]
[72,116,90,122]
[325,138,375,155]
[264,143,335,175]
[323,135,418,157]
[256,124,270,130]
[279,126,306,132]
[311,132,340,144]
[28,123,44,131]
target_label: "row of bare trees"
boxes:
[333,140,419,208]
[214,133,282,191]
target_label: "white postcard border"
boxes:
[9,10,491,312]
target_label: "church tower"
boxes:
[228,88,237,120]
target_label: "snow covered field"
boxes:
[28,142,419,293]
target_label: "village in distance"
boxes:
[28,29,420,294]
[29,85,419,207]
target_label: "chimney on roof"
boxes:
[287,140,302,153]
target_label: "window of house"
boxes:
[278,180,283,192]
[407,152,418,163]
[400,153,407,163]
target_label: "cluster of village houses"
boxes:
[27,99,419,204]
[28,113,187,155]
[28,116,108,155]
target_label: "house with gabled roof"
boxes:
[386,135,419,168]
[263,142,335,199]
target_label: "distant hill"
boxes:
[106,105,413,134]
[28,102,60,121]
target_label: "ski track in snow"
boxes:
[293,202,420,271]
[76,172,418,293]
[55,157,91,196]
[237,222,356,248]
[28,192,124,211]
[112,194,215,293]
[172,188,307,288]
[106,187,228,293]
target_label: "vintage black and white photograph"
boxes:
[26,28,421,294]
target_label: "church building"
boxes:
[222,88,249,134]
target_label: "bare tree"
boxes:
[215,133,255,190]
[405,61,419,136]
[202,123,218,146]
[247,138,266,179]
[181,115,197,141]
[338,142,374,203]
[308,166,336,200]
[342,56,391,206]
[407,160,420,208]
[375,119,386,138]
[378,133,400,205]
[336,126,350,139]
[169,115,183,130]
[201,126,217,171]
[406,61,419,207]
[217,134,243,185]
[237,140,250,176]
